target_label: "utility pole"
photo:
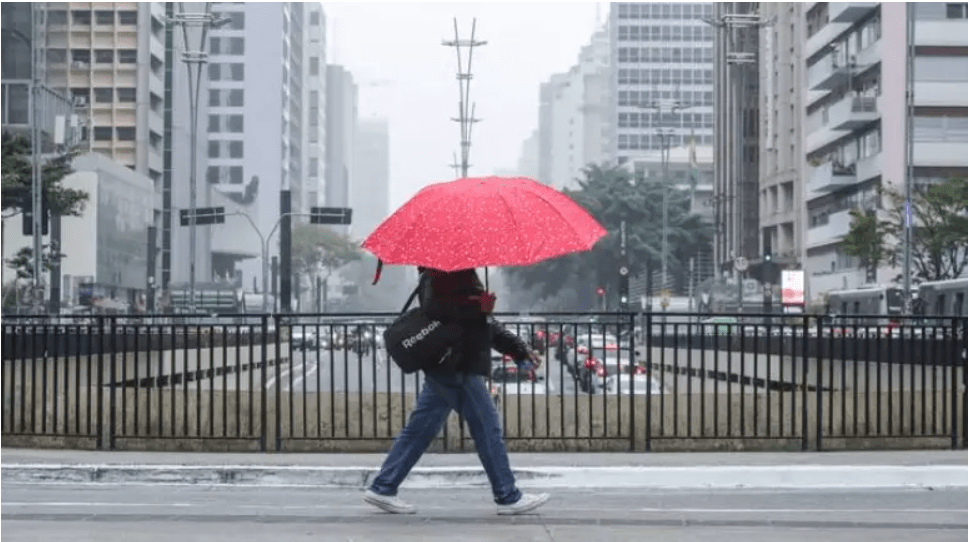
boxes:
[166,6,231,312]
[903,2,916,314]
[443,18,486,177]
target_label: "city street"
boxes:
[3,482,966,541]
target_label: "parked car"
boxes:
[491,365,547,396]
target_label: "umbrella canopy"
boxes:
[362,176,606,272]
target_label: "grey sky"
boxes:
[325,2,605,210]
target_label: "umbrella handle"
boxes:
[484,267,489,292]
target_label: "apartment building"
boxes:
[803,2,968,301]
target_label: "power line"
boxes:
[442,18,486,178]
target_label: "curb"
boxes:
[4,464,968,490]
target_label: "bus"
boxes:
[915,277,968,320]
[825,285,903,327]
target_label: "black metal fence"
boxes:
[3,312,966,452]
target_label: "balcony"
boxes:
[805,21,849,60]
[828,95,878,131]
[829,3,878,24]
[808,161,857,195]
[807,209,852,248]
[808,55,852,92]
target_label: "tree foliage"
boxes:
[841,178,968,283]
[290,224,361,278]
[840,208,884,283]
[504,165,713,310]
[4,246,53,279]
[1,132,88,217]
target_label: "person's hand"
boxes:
[518,350,542,372]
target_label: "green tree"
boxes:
[505,164,713,310]
[290,224,361,278]
[1,133,88,217]
[840,207,884,283]
[4,245,54,279]
[841,178,968,283]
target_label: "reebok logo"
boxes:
[401,320,441,349]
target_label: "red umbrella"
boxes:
[363,176,606,278]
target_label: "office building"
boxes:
[803,2,968,300]
[609,2,715,166]
[325,64,358,231]
[352,118,390,239]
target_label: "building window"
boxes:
[206,167,220,184]
[227,115,244,133]
[95,11,114,25]
[49,11,68,25]
[93,49,113,64]
[208,141,220,158]
[116,127,135,141]
[229,37,244,55]
[210,37,221,55]
[71,49,91,65]
[228,89,244,106]
[229,166,244,184]
[209,89,220,107]
[93,127,113,141]
[311,11,321,25]
[229,141,243,158]
[230,63,244,81]
[118,50,137,63]
[72,10,92,25]
[310,57,319,75]
[208,115,220,132]
[227,12,245,30]
[117,88,136,102]
[208,63,221,81]
[118,10,138,25]
[947,3,968,18]
[94,88,113,103]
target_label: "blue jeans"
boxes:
[369,372,522,505]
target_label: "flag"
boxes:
[688,131,699,189]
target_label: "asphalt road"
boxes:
[3,483,966,541]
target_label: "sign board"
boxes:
[180,206,225,226]
[619,266,629,276]
[734,257,748,272]
[310,206,353,225]
[781,270,805,306]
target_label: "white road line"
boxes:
[288,361,318,392]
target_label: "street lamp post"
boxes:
[639,99,692,294]
[166,8,230,312]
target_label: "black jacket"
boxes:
[417,269,530,377]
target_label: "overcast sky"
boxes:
[324,2,606,209]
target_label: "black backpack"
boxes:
[383,285,464,373]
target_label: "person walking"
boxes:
[364,267,550,516]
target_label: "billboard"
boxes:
[781,270,805,306]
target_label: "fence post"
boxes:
[629,312,636,452]
[260,315,268,452]
[954,317,965,450]
[814,315,823,452]
[962,317,967,450]
[274,313,282,452]
[801,314,810,451]
[644,311,653,452]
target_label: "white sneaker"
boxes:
[496,492,550,516]
[363,489,417,514]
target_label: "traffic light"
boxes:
[764,252,772,263]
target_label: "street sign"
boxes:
[180,206,225,226]
[310,206,353,225]
[596,286,605,296]
[734,257,748,272]
[619,266,629,276]
[763,283,774,299]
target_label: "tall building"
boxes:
[325,64,358,232]
[515,130,540,179]
[802,2,968,301]
[41,3,167,180]
[303,4,327,215]
[352,118,390,239]
[206,2,315,284]
[536,26,610,190]
[759,3,806,273]
[711,2,762,279]
[609,2,715,166]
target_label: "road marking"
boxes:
[287,361,318,392]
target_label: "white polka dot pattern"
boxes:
[361,176,608,271]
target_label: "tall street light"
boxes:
[165,6,231,312]
[639,97,692,293]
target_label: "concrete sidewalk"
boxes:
[3,448,968,490]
